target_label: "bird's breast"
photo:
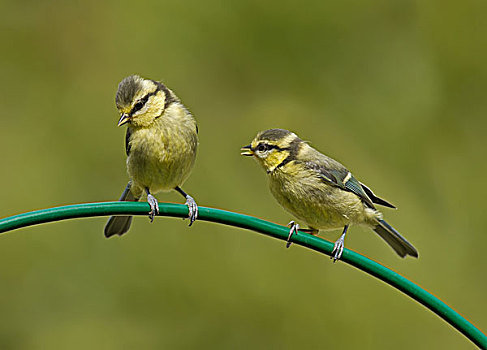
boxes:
[126,121,197,193]
[268,169,369,230]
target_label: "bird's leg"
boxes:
[331,225,349,263]
[286,224,318,248]
[175,186,198,226]
[145,187,159,222]
[286,221,300,248]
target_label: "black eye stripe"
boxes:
[131,94,150,114]
[129,86,161,115]
[254,143,285,152]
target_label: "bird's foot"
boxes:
[331,234,345,263]
[286,221,300,248]
[184,195,198,226]
[147,194,159,222]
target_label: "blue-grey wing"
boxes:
[304,160,376,208]
[125,127,132,156]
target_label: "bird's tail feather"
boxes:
[104,182,139,238]
[373,219,418,258]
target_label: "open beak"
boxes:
[240,144,254,156]
[117,113,130,126]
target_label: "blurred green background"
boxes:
[1,0,486,348]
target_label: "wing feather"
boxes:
[304,160,376,208]
[125,127,132,156]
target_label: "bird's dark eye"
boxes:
[257,143,268,152]
[131,93,151,114]
[133,101,144,112]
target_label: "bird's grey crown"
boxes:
[257,128,295,141]
[116,75,144,107]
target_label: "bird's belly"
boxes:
[269,177,368,230]
[126,129,196,194]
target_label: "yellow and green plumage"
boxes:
[241,128,418,260]
[104,75,198,237]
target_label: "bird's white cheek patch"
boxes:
[256,151,268,159]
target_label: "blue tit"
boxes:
[104,75,198,237]
[241,128,418,261]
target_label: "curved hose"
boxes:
[0,201,485,348]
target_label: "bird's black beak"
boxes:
[118,113,130,126]
[240,144,253,156]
